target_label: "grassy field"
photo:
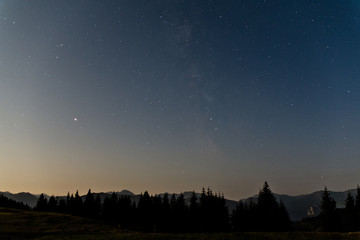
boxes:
[1,207,360,240]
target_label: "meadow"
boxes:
[0,207,359,240]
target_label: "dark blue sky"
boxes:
[1,0,360,199]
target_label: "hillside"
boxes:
[1,207,360,240]
[0,207,121,239]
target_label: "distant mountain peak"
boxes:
[117,190,135,196]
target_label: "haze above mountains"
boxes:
[1,188,357,221]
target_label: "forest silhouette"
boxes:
[35,182,292,233]
[3,182,360,232]
[35,182,293,232]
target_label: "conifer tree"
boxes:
[355,185,360,229]
[159,193,171,232]
[102,192,118,224]
[355,185,360,209]
[84,189,97,218]
[198,188,229,232]
[257,181,279,231]
[94,195,101,218]
[65,192,72,213]
[244,181,293,232]
[172,193,187,232]
[118,195,133,228]
[137,191,153,232]
[231,200,247,231]
[345,191,355,210]
[344,191,356,231]
[57,197,67,213]
[319,187,337,231]
[35,193,48,211]
[47,195,57,212]
[73,190,83,216]
[278,200,292,231]
[189,191,200,232]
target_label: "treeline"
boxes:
[34,182,292,232]
[35,189,230,232]
[0,194,29,210]
[319,186,360,232]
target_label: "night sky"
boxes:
[1,0,360,199]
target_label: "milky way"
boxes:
[1,0,360,199]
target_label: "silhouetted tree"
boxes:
[47,195,57,212]
[102,192,118,224]
[231,200,248,231]
[232,182,291,232]
[189,191,200,232]
[35,194,48,211]
[158,193,171,232]
[70,191,83,215]
[170,193,188,232]
[354,185,360,229]
[319,187,338,231]
[66,193,75,214]
[117,195,133,228]
[137,191,153,232]
[278,200,292,231]
[257,181,280,231]
[83,189,98,218]
[355,186,360,209]
[343,191,357,231]
[95,195,101,218]
[198,188,229,232]
[151,195,163,232]
[57,197,67,213]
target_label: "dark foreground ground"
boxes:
[0,207,359,240]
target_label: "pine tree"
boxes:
[231,200,247,231]
[278,200,292,231]
[118,195,133,228]
[83,189,97,218]
[151,195,162,232]
[355,185,360,230]
[47,195,57,212]
[58,197,67,213]
[72,190,83,216]
[319,187,337,231]
[216,193,230,231]
[189,191,200,232]
[345,191,355,210]
[253,181,292,231]
[355,185,360,209]
[159,193,170,232]
[94,195,101,219]
[35,193,48,211]
[344,191,356,231]
[102,192,118,224]
[197,188,229,232]
[257,181,279,231]
[137,191,153,232]
[65,192,72,213]
[172,193,187,232]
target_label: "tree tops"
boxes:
[231,181,292,232]
[33,183,293,233]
